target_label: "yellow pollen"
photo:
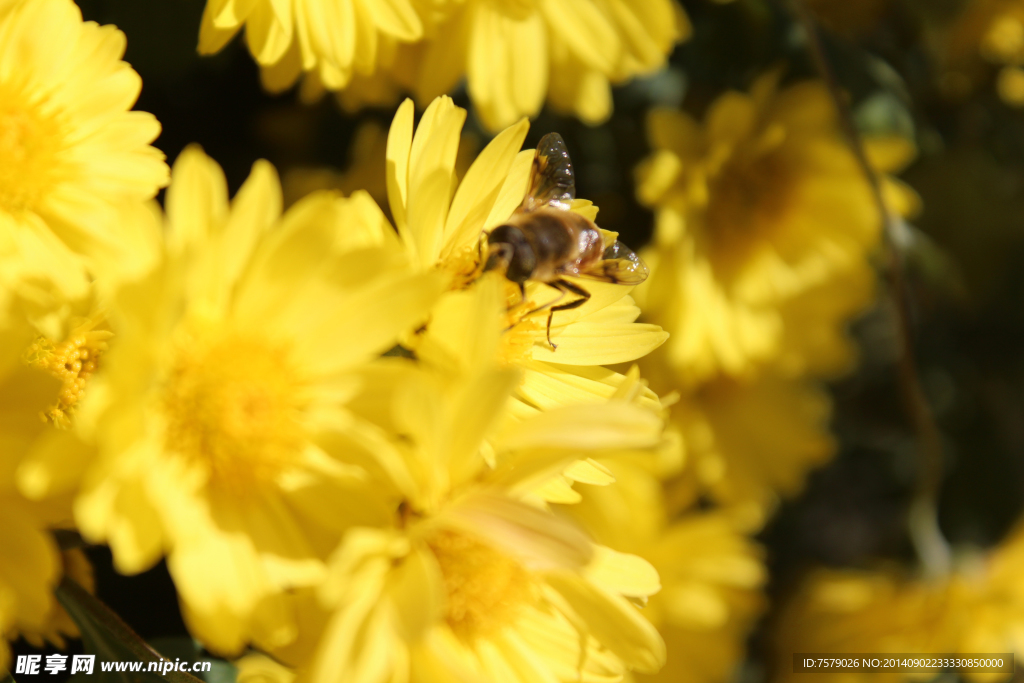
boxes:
[441,243,487,291]
[0,82,64,214]
[500,289,544,366]
[427,529,533,639]
[25,321,109,429]
[162,332,305,494]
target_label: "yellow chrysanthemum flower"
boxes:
[634,75,917,386]
[198,0,690,131]
[69,147,447,655]
[249,329,669,681]
[385,96,668,411]
[564,461,766,683]
[0,0,168,302]
[774,526,1024,683]
[633,75,901,525]
[0,270,112,666]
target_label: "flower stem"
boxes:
[788,0,952,578]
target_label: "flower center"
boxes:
[162,331,306,494]
[24,321,109,429]
[500,288,545,366]
[703,150,794,269]
[427,529,533,639]
[0,82,63,214]
[440,248,544,367]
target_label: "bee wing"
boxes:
[519,132,576,213]
[580,241,650,285]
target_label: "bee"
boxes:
[482,132,649,349]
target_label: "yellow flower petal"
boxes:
[361,0,420,41]
[447,368,521,487]
[292,267,448,376]
[497,402,663,453]
[531,321,669,366]
[165,145,229,255]
[541,0,619,73]
[545,572,666,674]
[407,96,466,268]
[482,149,533,230]
[244,2,293,65]
[442,492,593,571]
[386,98,415,240]
[585,545,661,598]
[443,117,530,256]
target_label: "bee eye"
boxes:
[506,244,536,283]
[485,225,536,283]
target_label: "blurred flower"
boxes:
[632,75,910,526]
[359,0,691,131]
[0,0,168,303]
[661,371,836,528]
[565,461,766,683]
[634,75,916,387]
[774,525,1024,683]
[773,569,948,683]
[69,147,447,655]
[386,96,668,411]
[976,0,1024,66]
[197,0,423,95]
[934,0,1024,104]
[199,0,690,131]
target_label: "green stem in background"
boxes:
[55,577,205,683]
[788,0,952,578]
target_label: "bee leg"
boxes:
[545,279,591,351]
[518,282,526,305]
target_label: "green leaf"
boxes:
[146,639,235,683]
[202,661,237,683]
[55,578,205,683]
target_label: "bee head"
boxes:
[484,225,536,283]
